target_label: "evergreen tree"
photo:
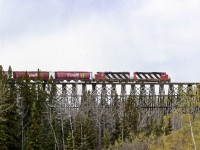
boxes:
[165,117,172,135]
[4,66,21,149]
[25,70,48,149]
[0,65,8,122]
[24,101,45,150]
[122,96,139,140]
[66,131,74,150]
[155,115,165,136]
[102,128,111,149]
[111,94,121,144]
[144,117,152,137]
[17,71,34,149]
[46,78,60,149]
[0,65,9,149]
[17,70,49,149]
[73,113,95,150]
[0,124,8,150]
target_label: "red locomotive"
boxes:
[133,72,170,82]
[95,72,130,81]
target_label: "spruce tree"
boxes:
[25,70,48,149]
[73,113,95,150]
[155,115,165,136]
[46,78,60,149]
[102,128,111,149]
[0,66,9,149]
[25,101,44,150]
[122,96,139,140]
[4,66,21,149]
[111,94,121,144]
[165,117,172,135]
[17,71,33,149]
[66,131,74,150]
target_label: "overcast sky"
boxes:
[0,0,200,82]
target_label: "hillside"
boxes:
[115,112,200,150]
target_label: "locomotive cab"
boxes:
[160,73,171,82]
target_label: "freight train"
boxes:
[11,71,171,83]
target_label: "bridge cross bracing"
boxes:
[54,82,200,115]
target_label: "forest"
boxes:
[0,65,200,150]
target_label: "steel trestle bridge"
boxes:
[52,81,200,113]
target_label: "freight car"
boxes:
[55,72,92,81]
[13,71,49,81]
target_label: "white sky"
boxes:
[0,0,200,82]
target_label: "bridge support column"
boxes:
[168,84,175,113]
[187,84,194,113]
[149,84,156,110]
[139,84,146,107]
[101,84,107,106]
[61,84,67,109]
[120,84,127,110]
[72,84,78,113]
[62,84,66,94]
[177,84,183,107]
[197,84,200,111]
[159,84,165,107]
[91,84,97,108]
[111,84,117,104]
[80,84,87,110]
[130,84,138,106]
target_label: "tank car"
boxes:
[13,71,49,81]
[55,72,92,81]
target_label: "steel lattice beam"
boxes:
[52,82,200,113]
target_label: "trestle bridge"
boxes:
[53,82,200,113]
